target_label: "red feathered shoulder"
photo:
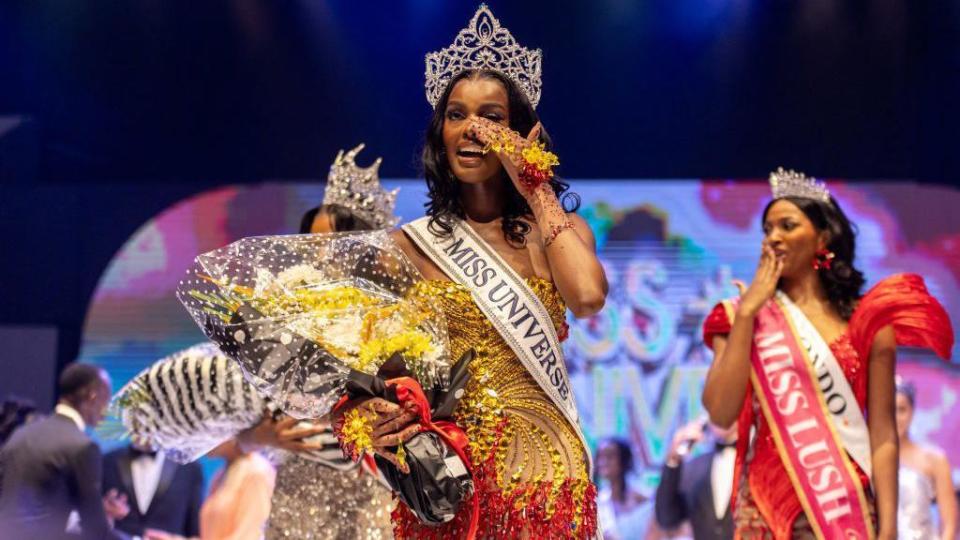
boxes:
[848,274,954,361]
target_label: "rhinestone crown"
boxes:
[769,167,831,204]
[425,4,542,109]
[322,144,399,229]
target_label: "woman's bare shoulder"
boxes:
[389,228,414,251]
[390,228,422,264]
[389,227,447,280]
[918,443,949,464]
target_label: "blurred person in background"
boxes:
[895,378,957,540]
[596,437,663,539]
[0,363,130,539]
[0,397,39,448]
[102,440,203,539]
[655,417,736,539]
[146,439,275,540]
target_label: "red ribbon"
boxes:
[386,376,479,540]
[332,379,479,539]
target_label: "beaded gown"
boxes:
[265,454,393,540]
[703,274,953,539]
[392,277,597,539]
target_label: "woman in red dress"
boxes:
[701,168,953,539]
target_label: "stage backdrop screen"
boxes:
[81,178,960,490]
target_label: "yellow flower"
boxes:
[356,329,435,372]
[395,441,407,469]
[237,284,371,318]
[521,142,559,172]
[340,408,374,456]
[291,286,380,312]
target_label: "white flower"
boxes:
[370,311,406,339]
[277,264,324,288]
[420,345,444,368]
[315,313,364,357]
[253,268,279,297]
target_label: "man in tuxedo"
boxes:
[0,363,130,539]
[654,419,737,540]
[102,443,202,538]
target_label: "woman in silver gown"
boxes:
[239,145,396,539]
[241,414,393,540]
[895,379,957,540]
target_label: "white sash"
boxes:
[776,291,872,477]
[403,216,592,473]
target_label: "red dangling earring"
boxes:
[812,249,835,270]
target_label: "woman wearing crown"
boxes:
[238,145,397,540]
[701,169,954,539]
[331,5,608,539]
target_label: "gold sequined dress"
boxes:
[392,278,598,539]
[265,455,394,540]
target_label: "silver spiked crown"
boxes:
[424,4,543,109]
[322,144,399,229]
[769,167,832,204]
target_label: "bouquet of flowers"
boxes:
[109,342,270,463]
[108,342,388,468]
[177,231,477,525]
[177,231,451,419]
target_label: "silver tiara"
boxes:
[425,4,542,109]
[322,144,399,229]
[769,167,831,204]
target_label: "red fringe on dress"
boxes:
[391,421,598,540]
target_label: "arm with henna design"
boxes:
[467,117,608,317]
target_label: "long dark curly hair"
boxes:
[422,69,580,245]
[763,196,865,320]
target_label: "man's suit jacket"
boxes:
[102,446,203,537]
[0,413,128,540]
[654,451,734,540]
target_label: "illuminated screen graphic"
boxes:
[81,179,960,489]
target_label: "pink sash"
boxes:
[747,296,874,539]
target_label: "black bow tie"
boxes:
[715,441,737,451]
[130,446,158,459]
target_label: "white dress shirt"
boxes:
[55,403,86,431]
[131,451,166,515]
[710,445,736,520]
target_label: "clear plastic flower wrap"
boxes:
[176,231,452,419]
[108,342,269,463]
[106,342,380,467]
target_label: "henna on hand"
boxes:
[466,117,558,196]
